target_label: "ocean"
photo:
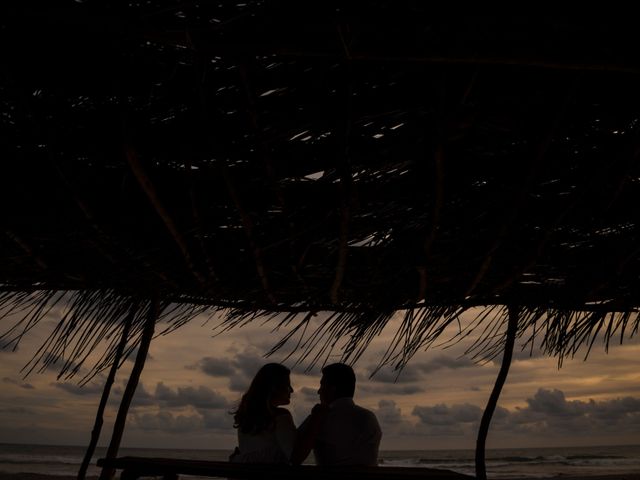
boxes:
[0,443,639,478]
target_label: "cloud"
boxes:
[54,381,104,396]
[229,375,249,393]
[231,350,266,378]
[291,363,324,377]
[195,346,324,394]
[375,399,404,425]
[201,409,233,430]
[360,384,424,395]
[131,405,233,434]
[133,411,203,433]
[298,387,318,401]
[512,345,549,362]
[154,382,228,409]
[125,346,153,363]
[3,377,34,390]
[413,403,483,426]
[406,399,513,436]
[418,355,477,373]
[127,381,229,411]
[196,357,236,377]
[589,396,640,421]
[407,389,640,439]
[40,352,83,376]
[525,388,586,417]
[504,389,640,435]
[131,382,156,407]
[195,348,268,393]
[368,365,422,383]
[368,355,477,383]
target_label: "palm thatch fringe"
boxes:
[1,290,639,381]
[451,305,640,367]
[220,303,640,376]
[0,290,212,383]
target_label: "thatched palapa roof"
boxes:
[1,5,640,379]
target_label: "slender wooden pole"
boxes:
[475,305,519,480]
[329,54,353,305]
[125,146,205,286]
[77,303,136,480]
[220,166,275,304]
[99,297,159,480]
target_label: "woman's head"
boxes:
[233,363,293,433]
[248,363,293,407]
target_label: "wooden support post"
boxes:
[78,303,136,480]
[475,305,519,480]
[99,297,159,480]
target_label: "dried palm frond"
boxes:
[0,289,212,383]
[450,304,639,367]
[2,287,639,382]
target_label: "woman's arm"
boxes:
[274,409,297,462]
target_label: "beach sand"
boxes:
[1,473,640,480]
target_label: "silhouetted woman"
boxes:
[230,363,298,464]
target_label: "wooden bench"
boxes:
[97,456,475,480]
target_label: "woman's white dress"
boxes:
[232,411,296,464]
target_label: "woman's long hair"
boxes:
[233,363,291,434]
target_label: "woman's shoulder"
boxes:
[274,408,295,429]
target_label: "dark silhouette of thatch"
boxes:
[1,5,639,380]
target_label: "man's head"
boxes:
[318,363,356,405]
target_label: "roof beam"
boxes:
[125,146,206,286]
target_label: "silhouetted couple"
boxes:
[230,363,381,466]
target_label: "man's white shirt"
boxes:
[300,397,382,466]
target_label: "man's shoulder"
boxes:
[351,402,375,415]
[326,398,379,428]
[349,403,380,424]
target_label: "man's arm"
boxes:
[360,410,382,466]
[290,404,328,465]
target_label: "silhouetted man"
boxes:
[296,363,382,466]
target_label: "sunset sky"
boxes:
[1,308,639,451]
